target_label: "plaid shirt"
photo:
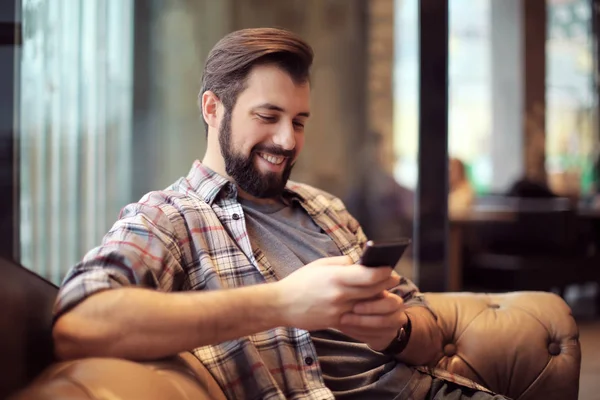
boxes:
[55,160,494,399]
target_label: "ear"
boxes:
[201,91,221,130]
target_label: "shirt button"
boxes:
[232,213,240,220]
[304,357,314,366]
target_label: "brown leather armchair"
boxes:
[4,259,581,400]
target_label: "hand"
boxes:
[338,290,408,352]
[274,256,399,331]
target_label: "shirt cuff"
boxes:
[52,268,130,323]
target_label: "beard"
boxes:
[218,110,296,198]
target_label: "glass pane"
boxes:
[20,0,134,284]
[449,0,492,198]
[392,0,419,282]
[546,0,597,199]
[444,0,600,304]
[393,0,419,193]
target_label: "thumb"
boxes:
[316,255,353,266]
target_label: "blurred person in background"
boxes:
[345,131,414,243]
[506,177,557,198]
[449,157,475,217]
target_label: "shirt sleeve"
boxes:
[53,192,187,321]
[388,274,430,309]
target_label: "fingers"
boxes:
[335,265,399,287]
[339,307,407,329]
[383,275,401,290]
[341,279,398,301]
[353,291,404,315]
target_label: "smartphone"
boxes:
[359,239,411,268]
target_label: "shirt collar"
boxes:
[185,160,306,205]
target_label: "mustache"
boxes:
[252,145,296,159]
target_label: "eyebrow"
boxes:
[253,103,310,118]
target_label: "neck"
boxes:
[202,130,239,188]
[237,187,282,206]
[202,149,229,182]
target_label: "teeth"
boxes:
[259,153,285,165]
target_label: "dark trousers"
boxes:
[426,379,511,400]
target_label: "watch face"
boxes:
[397,327,406,342]
[382,316,412,355]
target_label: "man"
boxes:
[53,28,507,400]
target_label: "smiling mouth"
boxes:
[257,152,286,165]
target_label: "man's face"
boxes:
[219,64,310,198]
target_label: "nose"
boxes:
[272,121,296,151]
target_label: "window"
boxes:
[546,0,597,196]
[394,0,492,193]
[20,0,134,284]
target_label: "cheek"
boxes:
[294,135,305,158]
[231,126,267,155]
[229,112,259,151]
[248,128,273,152]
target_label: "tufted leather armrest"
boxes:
[12,292,580,400]
[424,291,581,400]
[11,352,226,400]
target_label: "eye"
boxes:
[258,114,277,123]
[293,121,305,131]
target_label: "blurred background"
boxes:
[2,0,600,396]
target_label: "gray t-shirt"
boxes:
[240,196,429,400]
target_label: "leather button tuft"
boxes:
[548,342,561,356]
[304,357,314,366]
[232,213,240,220]
[443,343,457,357]
[488,304,500,309]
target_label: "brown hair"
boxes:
[200,28,314,130]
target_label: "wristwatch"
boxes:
[381,313,412,356]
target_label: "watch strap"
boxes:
[381,313,412,355]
